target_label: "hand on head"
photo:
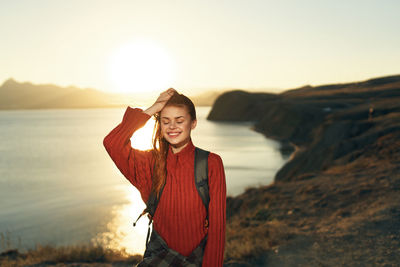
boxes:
[149,88,178,114]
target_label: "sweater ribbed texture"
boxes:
[103,106,226,266]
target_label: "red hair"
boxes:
[150,91,197,199]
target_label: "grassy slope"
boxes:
[218,75,400,266]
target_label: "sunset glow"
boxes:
[130,115,156,150]
[108,40,176,94]
[1,1,399,92]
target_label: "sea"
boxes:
[0,106,289,255]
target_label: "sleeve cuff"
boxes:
[123,106,152,125]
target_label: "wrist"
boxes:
[143,105,158,116]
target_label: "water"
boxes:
[0,106,288,254]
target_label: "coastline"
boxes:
[210,74,400,266]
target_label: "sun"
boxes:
[108,40,176,94]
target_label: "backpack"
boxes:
[133,147,210,257]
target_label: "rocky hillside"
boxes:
[209,74,400,266]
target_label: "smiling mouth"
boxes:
[168,132,181,138]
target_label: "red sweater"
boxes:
[103,106,226,266]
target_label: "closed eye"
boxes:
[162,120,183,124]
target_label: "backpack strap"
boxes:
[194,147,210,228]
[146,168,166,219]
[133,161,164,246]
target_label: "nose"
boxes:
[169,121,177,129]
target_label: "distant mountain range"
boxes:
[0,78,225,109]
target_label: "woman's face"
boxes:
[160,105,197,150]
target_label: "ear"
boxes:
[191,119,197,130]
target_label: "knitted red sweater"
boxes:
[103,106,226,266]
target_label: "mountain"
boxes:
[0,78,115,109]
[0,78,223,109]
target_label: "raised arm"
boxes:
[103,107,154,201]
[103,88,177,202]
[202,152,227,267]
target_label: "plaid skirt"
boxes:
[136,228,208,267]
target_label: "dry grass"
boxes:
[0,239,142,267]
[225,216,296,261]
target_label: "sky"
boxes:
[0,0,399,95]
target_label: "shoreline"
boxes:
[211,74,400,266]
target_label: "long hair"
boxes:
[150,91,197,199]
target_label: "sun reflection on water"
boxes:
[91,185,151,255]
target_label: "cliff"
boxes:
[210,74,400,266]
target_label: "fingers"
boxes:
[159,88,177,101]
[153,88,178,111]
[165,87,177,95]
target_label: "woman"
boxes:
[103,88,226,266]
